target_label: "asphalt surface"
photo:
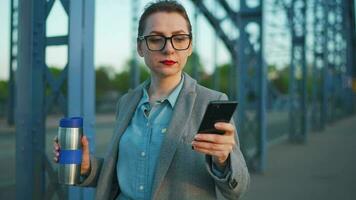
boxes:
[243,115,356,200]
[0,113,355,199]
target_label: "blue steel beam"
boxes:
[238,0,267,173]
[334,0,349,118]
[190,0,238,98]
[191,0,267,172]
[130,0,140,88]
[320,1,330,129]
[212,0,219,91]
[285,0,307,143]
[7,0,18,125]
[16,0,46,198]
[190,0,236,56]
[327,0,337,123]
[192,6,200,81]
[312,0,327,131]
[46,36,69,46]
[343,0,356,113]
[67,0,96,199]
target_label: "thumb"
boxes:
[82,135,90,155]
[80,135,91,175]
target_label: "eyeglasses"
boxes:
[138,34,192,51]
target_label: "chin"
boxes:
[153,69,182,78]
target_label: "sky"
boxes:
[0,0,293,81]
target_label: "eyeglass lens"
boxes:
[145,35,191,51]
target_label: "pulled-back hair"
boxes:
[138,0,192,37]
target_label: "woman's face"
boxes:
[137,12,193,79]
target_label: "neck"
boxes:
[148,73,182,101]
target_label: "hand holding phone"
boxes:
[197,100,238,135]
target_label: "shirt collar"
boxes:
[139,75,184,108]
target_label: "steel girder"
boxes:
[191,0,267,172]
[342,0,356,114]
[16,0,95,199]
[16,1,47,198]
[237,0,267,172]
[130,0,140,88]
[7,0,18,125]
[284,0,308,143]
[323,0,348,123]
[344,0,356,111]
[67,0,96,199]
[311,0,326,131]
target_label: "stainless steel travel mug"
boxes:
[58,117,83,185]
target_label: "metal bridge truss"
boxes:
[280,0,308,143]
[191,0,267,172]
[8,0,356,199]
[14,0,95,199]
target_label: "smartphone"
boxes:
[197,100,238,135]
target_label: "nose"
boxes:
[162,39,175,54]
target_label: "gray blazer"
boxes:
[80,73,250,200]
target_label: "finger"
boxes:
[82,136,89,151]
[54,142,60,151]
[192,141,231,151]
[214,122,235,135]
[82,136,90,161]
[53,149,60,156]
[193,146,229,158]
[195,134,235,145]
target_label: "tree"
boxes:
[96,66,114,98]
[0,80,8,103]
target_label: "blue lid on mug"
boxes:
[59,117,83,128]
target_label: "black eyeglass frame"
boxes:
[137,34,192,51]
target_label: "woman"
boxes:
[54,1,249,199]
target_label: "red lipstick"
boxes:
[160,60,177,65]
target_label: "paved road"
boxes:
[243,115,356,200]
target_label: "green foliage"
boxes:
[270,66,289,94]
[112,59,150,93]
[184,52,204,75]
[0,80,8,103]
[217,63,232,94]
[112,70,130,92]
[96,66,114,98]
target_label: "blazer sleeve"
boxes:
[205,93,250,200]
[78,156,104,187]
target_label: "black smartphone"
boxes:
[197,100,238,135]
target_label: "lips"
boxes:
[160,60,177,65]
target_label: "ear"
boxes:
[137,41,144,57]
[187,43,193,56]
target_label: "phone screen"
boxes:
[197,101,238,134]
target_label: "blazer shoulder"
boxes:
[114,84,143,118]
[195,84,227,100]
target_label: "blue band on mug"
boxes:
[59,150,83,164]
[60,117,83,128]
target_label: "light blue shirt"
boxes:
[117,76,184,200]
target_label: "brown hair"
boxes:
[137,0,192,37]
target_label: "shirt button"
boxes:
[161,128,167,134]
[139,185,144,191]
[141,152,146,157]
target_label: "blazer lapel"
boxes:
[97,85,144,199]
[108,85,143,158]
[151,74,197,198]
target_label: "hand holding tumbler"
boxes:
[57,117,83,185]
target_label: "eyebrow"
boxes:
[148,30,188,35]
